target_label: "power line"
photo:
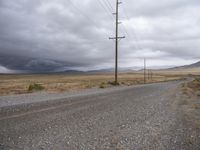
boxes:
[96,0,127,37]
[121,4,144,51]
[96,0,127,38]
[67,0,115,52]
[96,0,115,21]
[68,0,101,27]
[121,4,130,22]
[114,4,139,50]
[68,0,101,29]
[144,58,146,84]
[104,0,114,11]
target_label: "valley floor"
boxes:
[0,80,200,149]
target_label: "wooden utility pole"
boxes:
[109,0,125,85]
[151,70,153,80]
[144,58,146,84]
[148,69,151,80]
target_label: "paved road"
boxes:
[0,81,200,150]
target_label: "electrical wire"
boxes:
[68,0,99,27]
[121,4,144,50]
[96,0,115,21]
[103,0,114,12]
[67,0,113,46]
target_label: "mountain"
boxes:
[171,61,200,70]
[185,61,200,68]
[60,70,85,74]
[0,53,80,73]
[87,67,140,74]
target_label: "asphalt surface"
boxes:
[0,81,200,150]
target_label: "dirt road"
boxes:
[0,81,199,150]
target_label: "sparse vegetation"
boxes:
[108,81,120,86]
[28,83,45,92]
[179,77,200,129]
[183,77,200,96]
[0,72,184,95]
[99,82,106,89]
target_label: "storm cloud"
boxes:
[0,0,200,72]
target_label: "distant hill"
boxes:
[0,53,139,74]
[87,68,113,73]
[87,67,140,74]
[171,61,200,70]
[59,70,85,74]
[185,61,200,68]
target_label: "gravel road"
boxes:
[0,81,200,150]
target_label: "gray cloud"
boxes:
[0,0,200,72]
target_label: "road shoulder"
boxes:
[172,78,200,148]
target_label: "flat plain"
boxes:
[1,78,200,149]
[1,69,200,149]
[0,70,186,96]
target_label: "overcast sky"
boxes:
[0,0,200,73]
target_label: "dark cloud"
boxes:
[0,0,199,73]
[0,53,83,73]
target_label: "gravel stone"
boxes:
[0,81,200,149]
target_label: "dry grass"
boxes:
[153,67,200,76]
[182,77,200,96]
[0,72,184,96]
[179,76,200,129]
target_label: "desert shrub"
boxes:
[99,82,106,88]
[108,81,120,86]
[121,82,125,85]
[195,78,200,83]
[28,83,45,92]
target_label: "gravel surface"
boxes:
[0,84,149,108]
[0,81,200,150]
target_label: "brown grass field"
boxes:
[0,69,192,96]
[179,75,200,129]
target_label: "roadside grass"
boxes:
[180,76,200,129]
[28,83,45,92]
[181,83,194,98]
[0,72,184,96]
[99,82,107,89]
[182,77,200,97]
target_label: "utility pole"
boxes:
[148,69,151,80]
[144,58,146,84]
[109,0,125,85]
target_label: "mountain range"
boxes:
[171,61,200,69]
[0,53,199,74]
